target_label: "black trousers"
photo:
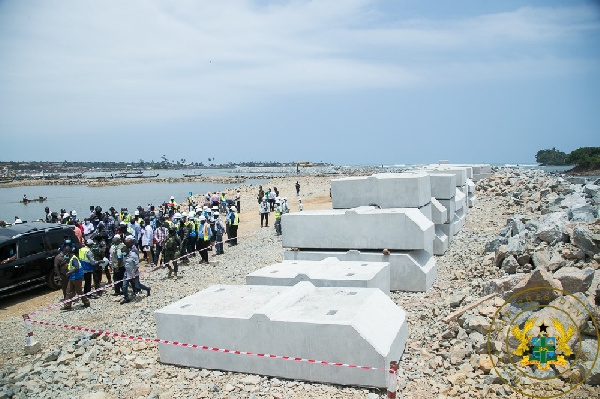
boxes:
[260,213,269,227]
[229,225,238,245]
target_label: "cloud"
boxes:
[0,0,598,138]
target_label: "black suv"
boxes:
[0,223,78,298]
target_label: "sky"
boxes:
[0,0,599,166]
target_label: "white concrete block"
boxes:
[468,193,477,208]
[455,188,466,213]
[331,173,431,209]
[438,222,454,242]
[418,202,432,221]
[281,206,435,253]
[460,184,468,199]
[428,173,457,200]
[425,167,468,186]
[433,227,449,255]
[454,208,466,234]
[246,258,390,295]
[430,198,448,224]
[284,249,436,292]
[466,179,475,194]
[154,282,407,387]
[437,198,456,223]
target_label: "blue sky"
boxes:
[0,0,598,165]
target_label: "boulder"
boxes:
[573,225,599,257]
[560,193,587,209]
[536,212,568,244]
[553,267,595,294]
[568,204,598,223]
[501,255,519,274]
[482,274,526,296]
[531,250,550,270]
[584,184,600,198]
[503,268,563,305]
[486,236,508,253]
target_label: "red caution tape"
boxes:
[26,316,393,373]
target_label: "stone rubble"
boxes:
[0,168,599,398]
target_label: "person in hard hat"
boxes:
[228,206,239,246]
[274,199,282,236]
[197,215,212,264]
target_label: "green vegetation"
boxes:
[566,147,600,169]
[535,148,568,165]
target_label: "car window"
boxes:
[46,231,69,250]
[18,235,45,258]
[0,243,17,262]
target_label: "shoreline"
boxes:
[0,170,599,397]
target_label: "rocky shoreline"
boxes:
[0,169,599,398]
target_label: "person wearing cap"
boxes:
[110,235,125,296]
[79,239,100,298]
[298,198,303,212]
[260,197,269,228]
[63,244,91,310]
[121,236,150,304]
[164,226,181,280]
[274,200,282,236]
[83,218,95,241]
[214,212,225,255]
[197,215,212,264]
[228,206,239,246]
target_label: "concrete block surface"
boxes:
[284,249,436,292]
[281,206,434,253]
[428,173,457,200]
[155,282,407,387]
[246,258,390,295]
[331,173,432,209]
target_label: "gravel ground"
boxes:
[0,172,598,398]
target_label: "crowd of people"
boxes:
[47,190,241,308]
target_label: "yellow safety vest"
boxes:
[232,213,239,226]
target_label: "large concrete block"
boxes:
[331,173,432,209]
[466,179,475,194]
[428,173,457,200]
[418,202,432,221]
[468,193,477,208]
[424,167,468,186]
[281,206,434,253]
[431,198,448,224]
[154,282,407,387]
[455,188,466,213]
[284,249,436,292]
[246,258,390,295]
[437,198,456,223]
[433,227,449,255]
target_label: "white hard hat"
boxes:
[71,210,77,216]
[174,212,182,218]
[231,206,237,211]
[199,215,206,221]
[134,210,140,216]
[182,212,188,218]
[170,196,175,200]
[214,211,220,216]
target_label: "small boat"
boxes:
[21,197,48,203]
[123,174,159,179]
[183,173,203,178]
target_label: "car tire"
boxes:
[46,270,61,290]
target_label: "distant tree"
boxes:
[566,147,600,169]
[535,148,568,165]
